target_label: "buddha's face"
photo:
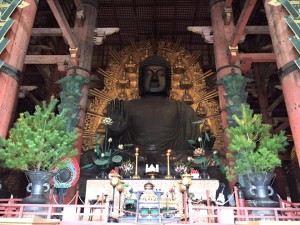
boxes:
[142,65,167,95]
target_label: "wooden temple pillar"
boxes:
[64,0,98,203]
[264,2,300,166]
[210,0,242,186]
[0,1,38,138]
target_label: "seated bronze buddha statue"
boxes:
[79,55,218,197]
[107,55,203,164]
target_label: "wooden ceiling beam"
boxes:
[46,0,78,49]
[239,53,276,62]
[229,0,257,64]
[31,28,64,36]
[273,120,290,134]
[239,53,276,73]
[231,0,257,47]
[244,26,270,34]
[267,94,284,115]
[24,55,70,64]
[47,0,78,65]
[225,0,233,8]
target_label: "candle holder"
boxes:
[181,175,192,224]
[178,181,187,221]
[165,149,173,179]
[178,181,187,193]
[108,174,120,223]
[132,148,141,179]
[181,174,192,189]
[116,181,125,216]
[110,174,121,213]
[181,173,192,198]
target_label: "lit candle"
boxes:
[136,147,139,153]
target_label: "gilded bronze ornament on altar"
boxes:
[145,164,160,179]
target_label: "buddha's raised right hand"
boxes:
[107,99,128,136]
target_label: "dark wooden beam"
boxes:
[225,0,233,8]
[244,26,270,34]
[46,0,78,49]
[239,53,276,72]
[31,26,270,38]
[273,120,290,134]
[231,0,257,47]
[239,53,276,62]
[31,28,64,36]
[267,95,284,114]
[24,55,70,64]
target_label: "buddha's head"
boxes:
[138,55,171,97]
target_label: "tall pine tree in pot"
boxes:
[225,105,288,208]
[0,97,79,206]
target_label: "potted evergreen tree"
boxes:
[225,105,288,208]
[0,97,79,205]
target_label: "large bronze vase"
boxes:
[240,174,255,200]
[247,173,279,218]
[22,170,54,205]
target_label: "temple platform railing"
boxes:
[0,198,300,224]
[0,198,109,224]
[188,203,300,224]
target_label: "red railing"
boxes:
[188,202,300,224]
[0,198,300,224]
[0,199,109,224]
